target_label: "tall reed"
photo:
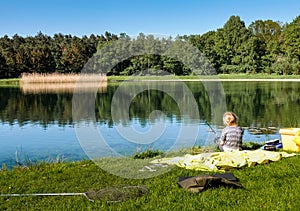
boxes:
[21,73,107,83]
[20,73,107,93]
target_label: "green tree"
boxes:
[214,16,252,73]
[15,44,30,73]
[198,31,218,68]
[60,36,89,73]
[0,35,17,77]
[0,51,8,78]
[249,19,284,73]
[283,15,300,60]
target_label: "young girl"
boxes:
[219,112,243,152]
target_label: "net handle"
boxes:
[0,185,148,202]
[0,193,85,197]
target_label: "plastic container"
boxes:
[279,128,300,152]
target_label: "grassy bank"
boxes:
[0,152,299,210]
[108,73,300,82]
[1,73,300,86]
[0,78,20,87]
[218,73,300,79]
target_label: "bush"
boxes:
[133,149,163,159]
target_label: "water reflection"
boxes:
[0,81,300,168]
[2,81,299,127]
[222,81,300,127]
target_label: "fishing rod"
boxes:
[204,120,220,144]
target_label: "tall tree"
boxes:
[214,16,252,73]
[0,51,8,78]
[198,31,218,68]
[283,15,300,60]
[249,19,284,73]
[0,35,17,77]
[60,36,89,73]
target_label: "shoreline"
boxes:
[119,78,300,82]
[2,78,300,87]
[2,74,300,85]
[107,74,300,82]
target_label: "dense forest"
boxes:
[0,15,299,78]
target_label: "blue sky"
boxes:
[1,0,300,38]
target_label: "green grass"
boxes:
[1,74,300,86]
[107,74,300,82]
[218,73,300,79]
[0,152,299,210]
[0,78,20,87]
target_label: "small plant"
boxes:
[1,164,7,171]
[187,146,216,154]
[133,149,163,159]
[242,142,264,150]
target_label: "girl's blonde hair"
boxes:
[223,112,238,126]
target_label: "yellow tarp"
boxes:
[151,150,297,172]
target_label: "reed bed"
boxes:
[20,81,108,94]
[21,73,107,84]
[20,73,107,93]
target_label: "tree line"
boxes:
[0,15,299,78]
[186,15,300,75]
[0,32,118,78]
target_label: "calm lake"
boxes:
[1,81,300,168]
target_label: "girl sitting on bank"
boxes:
[219,112,243,152]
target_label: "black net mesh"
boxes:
[85,185,148,202]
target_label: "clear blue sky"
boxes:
[1,0,300,38]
